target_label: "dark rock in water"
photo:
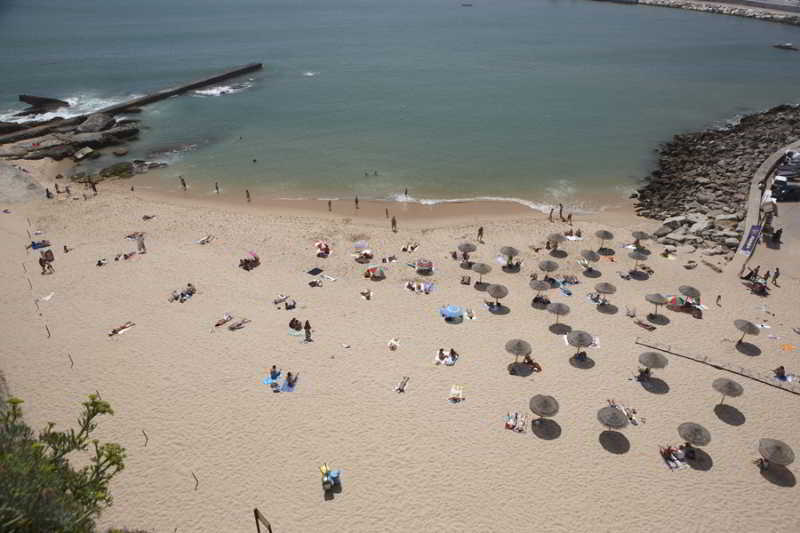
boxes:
[77,113,115,133]
[99,162,135,179]
[0,122,25,135]
[123,107,143,114]
[15,94,70,117]
[113,148,129,157]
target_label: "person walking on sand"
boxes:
[355,196,359,210]
[567,213,573,226]
[763,270,770,283]
[45,188,53,199]
[215,182,219,194]
[404,188,408,198]
[328,200,332,212]
[548,207,554,223]
[772,267,780,286]
[304,320,312,342]
[558,203,565,222]
[716,294,721,307]
[477,226,484,243]
[391,216,397,233]
[246,189,251,203]
[180,176,187,191]
[385,208,389,219]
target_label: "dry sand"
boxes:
[1,164,799,533]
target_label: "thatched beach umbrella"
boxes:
[758,439,795,466]
[679,285,701,300]
[530,279,551,293]
[500,246,520,258]
[581,250,600,263]
[505,339,532,361]
[645,293,668,317]
[595,282,616,295]
[712,377,743,405]
[678,423,711,447]
[457,242,477,254]
[597,406,628,429]
[547,302,570,324]
[530,395,560,419]
[539,260,559,273]
[638,351,668,370]
[548,233,566,250]
[471,262,491,283]
[629,250,648,270]
[734,319,760,344]
[488,284,508,305]
[567,330,593,356]
[595,230,614,250]
[632,230,650,247]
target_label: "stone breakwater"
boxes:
[634,104,800,256]
[638,0,800,26]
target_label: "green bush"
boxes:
[0,394,126,532]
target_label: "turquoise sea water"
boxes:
[2,0,800,209]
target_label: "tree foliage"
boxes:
[0,394,126,532]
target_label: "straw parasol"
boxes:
[457,242,476,254]
[471,262,491,283]
[596,230,614,250]
[539,260,559,273]
[679,285,701,300]
[505,339,532,360]
[500,246,520,258]
[567,330,593,356]
[581,250,600,263]
[547,233,566,250]
[529,395,560,418]
[712,377,743,405]
[758,439,795,466]
[734,319,760,344]
[487,284,508,304]
[645,293,668,316]
[597,406,628,429]
[530,279,551,293]
[547,302,570,324]
[595,282,616,295]
[678,423,711,446]
[638,351,668,369]
[629,250,648,270]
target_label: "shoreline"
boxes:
[606,0,800,26]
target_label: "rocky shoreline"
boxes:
[634,104,800,256]
[637,0,800,26]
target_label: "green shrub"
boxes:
[0,395,126,532]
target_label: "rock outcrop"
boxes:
[77,113,115,133]
[635,104,800,251]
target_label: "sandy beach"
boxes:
[1,162,799,532]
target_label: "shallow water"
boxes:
[2,0,799,209]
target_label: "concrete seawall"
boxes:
[592,0,800,25]
[0,63,263,145]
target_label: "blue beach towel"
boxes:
[262,371,282,385]
[560,286,572,297]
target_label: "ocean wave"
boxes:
[0,93,142,124]
[303,71,319,77]
[384,193,580,214]
[192,79,253,97]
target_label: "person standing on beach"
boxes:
[328,200,332,212]
[304,320,312,342]
[567,213,573,226]
[45,188,53,199]
[391,216,397,233]
[477,226,484,243]
[180,176,187,191]
[355,196,359,210]
[136,234,146,254]
[246,190,251,203]
[558,203,565,222]
[90,180,98,196]
[772,267,780,286]
[385,208,389,219]
[763,270,770,283]
[215,182,219,194]
[404,188,408,198]
[716,294,722,307]
[548,208,554,223]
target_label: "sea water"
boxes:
[2,0,799,210]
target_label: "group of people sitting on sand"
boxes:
[435,348,460,366]
[214,313,251,331]
[168,283,196,303]
[401,242,419,253]
[273,294,297,310]
[355,250,373,263]
[587,292,609,306]
[509,354,542,374]
[660,443,696,469]
[607,398,644,426]
[239,253,260,271]
[265,365,299,392]
[504,412,528,433]
[405,280,433,294]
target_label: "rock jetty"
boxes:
[638,0,800,27]
[634,104,800,255]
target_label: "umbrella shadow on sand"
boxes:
[640,377,670,395]
[532,419,562,440]
[549,323,572,335]
[714,404,746,426]
[735,342,762,357]
[598,247,615,256]
[549,249,568,259]
[531,299,549,310]
[507,363,534,377]
[569,354,596,369]
[488,304,510,316]
[761,465,797,487]
[599,431,630,454]
[630,270,650,281]
[597,303,618,315]
[443,316,464,325]
[686,449,714,471]
[647,313,670,326]
[582,269,602,279]
[474,282,489,291]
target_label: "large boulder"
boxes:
[77,113,115,133]
[99,161,134,178]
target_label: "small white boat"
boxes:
[773,42,799,51]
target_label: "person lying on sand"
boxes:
[108,321,135,337]
[388,338,399,351]
[215,313,233,327]
[228,318,251,331]
[360,289,372,300]
[394,376,410,393]
[142,215,156,221]
[196,235,215,245]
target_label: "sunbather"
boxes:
[215,313,233,327]
[228,318,251,331]
[394,376,409,393]
[636,367,651,382]
[388,338,399,351]
[448,385,464,403]
[289,318,302,331]
[108,321,135,337]
[461,275,471,285]
[197,234,215,245]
